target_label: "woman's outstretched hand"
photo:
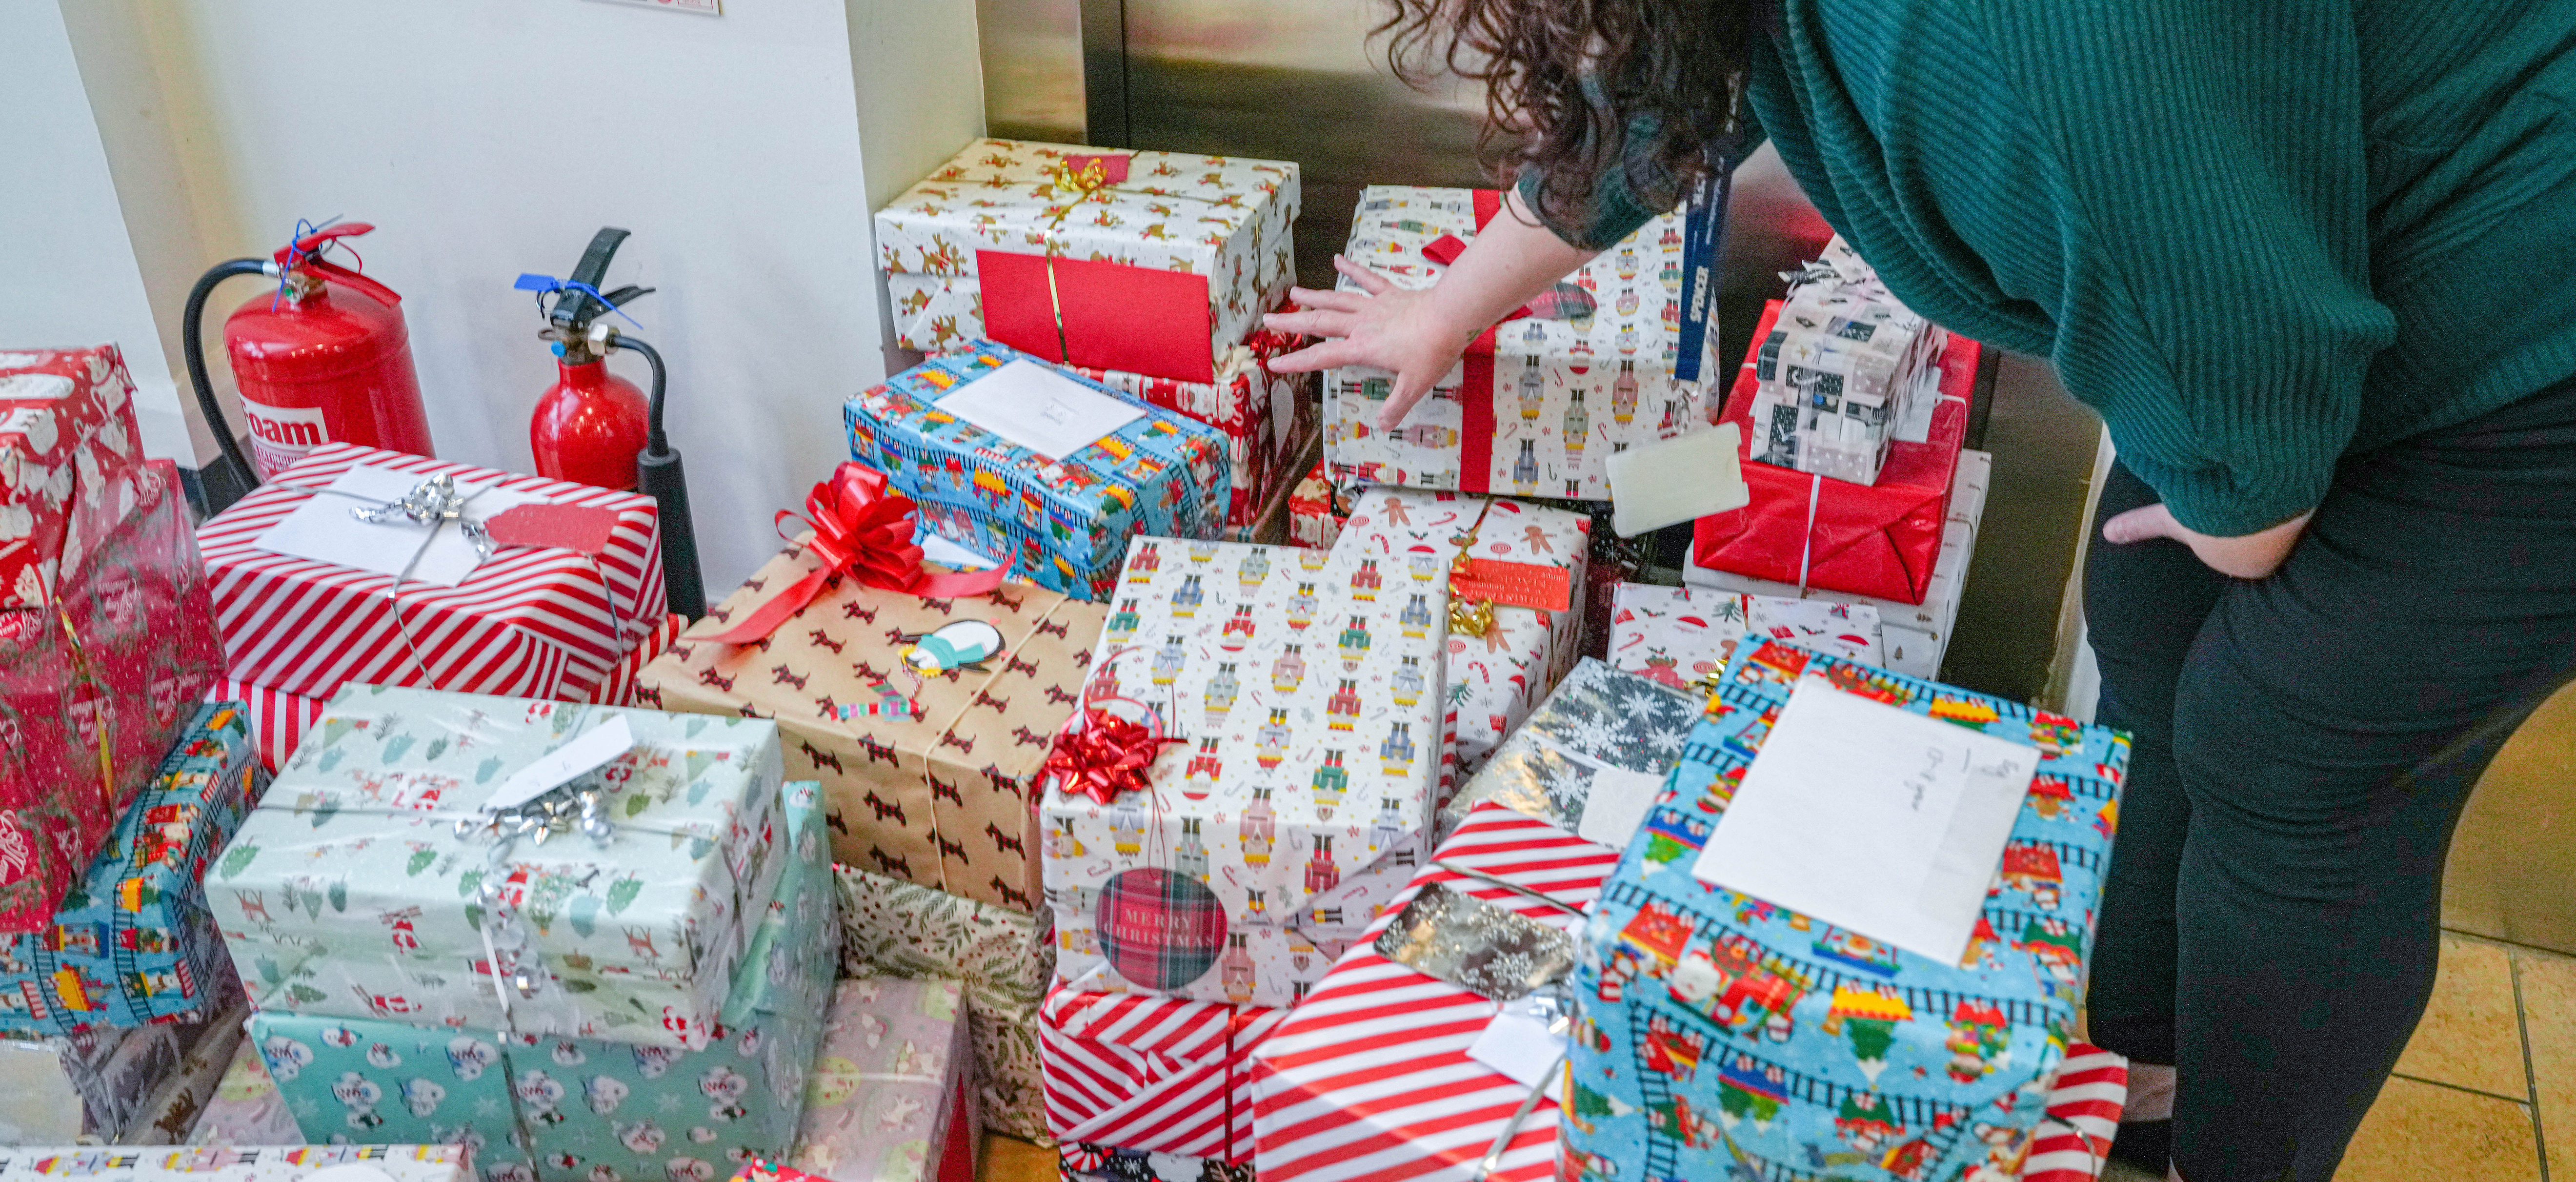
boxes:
[1263,257,1481,431]
[2103,501,2312,579]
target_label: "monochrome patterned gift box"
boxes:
[844,344,1231,602]
[0,996,241,1144]
[1435,659,1701,844]
[1041,533,1448,1010]
[1606,584,1883,694]
[0,346,148,611]
[207,688,788,1050]
[783,977,977,1182]
[875,139,1299,385]
[248,780,836,1182]
[114,998,248,1147]
[1324,187,1723,499]
[1565,639,2129,1182]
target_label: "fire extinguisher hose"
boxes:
[182,257,276,491]
[615,333,706,621]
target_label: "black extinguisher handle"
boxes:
[182,257,276,508]
[610,332,705,621]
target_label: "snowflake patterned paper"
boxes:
[1607,583,1883,694]
[1437,658,1700,842]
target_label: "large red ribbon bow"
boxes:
[705,463,1005,645]
[1041,697,1182,806]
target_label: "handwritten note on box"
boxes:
[1690,676,2037,962]
[934,358,1144,460]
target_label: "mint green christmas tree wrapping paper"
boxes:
[208,687,788,1051]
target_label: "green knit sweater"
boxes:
[1528,0,2576,534]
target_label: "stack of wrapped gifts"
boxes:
[1742,238,1951,486]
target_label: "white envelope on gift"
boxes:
[252,465,545,587]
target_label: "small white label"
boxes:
[482,716,635,813]
[1575,767,1671,850]
[1467,996,1570,1090]
[935,359,1147,461]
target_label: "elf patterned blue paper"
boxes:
[249,780,837,1182]
[843,341,1230,601]
[0,701,264,1033]
[1565,639,2128,1182]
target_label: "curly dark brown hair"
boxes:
[1377,0,1754,232]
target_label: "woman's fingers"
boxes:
[1265,339,1357,375]
[1261,308,1356,339]
[1377,371,1437,430]
[1333,254,1398,295]
[1286,286,1366,313]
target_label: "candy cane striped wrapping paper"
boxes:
[1250,808,2126,1182]
[196,443,666,702]
[1039,985,1290,1164]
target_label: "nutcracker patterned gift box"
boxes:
[1041,532,1449,1010]
[1324,186,1723,499]
[782,977,979,1182]
[1069,328,1308,532]
[247,778,836,1182]
[835,867,1054,1141]
[0,346,147,609]
[1606,584,1883,694]
[875,139,1299,385]
[640,492,1105,914]
[1038,986,1285,1170]
[0,458,222,933]
[1565,638,2129,1182]
[1434,658,1702,843]
[0,701,265,1034]
[0,1147,472,1182]
[207,687,788,1049]
[844,344,1231,601]
[196,443,669,703]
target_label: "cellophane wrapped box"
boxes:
[1324,187,1723,498]
[784,978,978,1182]
[642,551,1103,914]
[835,866,1053,1141]
[1566,638,2128,1182]
[1693,303,1979,605]
[875,139,1298,386]
[0,702,264,1034]
[1434,659,1701,842]
[0,346,145,610]
[1038,987,1283,1168]
[1340,490,1588,791]
[1070,328,1309,532]
[1042,533,1448,1009]
[0,1146,472,1182]
[1743,238,1950,486]
[1687,449,1992,679]
[1607,585,1883,693]
[1285,463,1348,550]
[844,344,1232,601]
[0,997,241,1144]
[195,443,669,703]
[248,779,836,1182]
[207,688,788,1049]
[0,459,221,933]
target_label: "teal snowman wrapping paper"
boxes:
[1565,639,2128,1182]
[209,687,787,1050]
[248,779,837,1182]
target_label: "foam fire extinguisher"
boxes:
[515,227,705,619]
[181,221,436,509]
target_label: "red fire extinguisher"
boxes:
[182,222,436,507]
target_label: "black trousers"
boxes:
[2082,380,2576,1182]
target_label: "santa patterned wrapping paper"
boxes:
[1041,534,1449,1010]
[0,997,240,1144]
[196,443,669,704]
[248,779,835,1182]
[784,978,977,1182]
[1069,331,1307,531]
[0,346,146,611]
[642,549,1103,914]
[844,344,1231,602]
[0,701,264,1034]
[876,139,1298,386]
[1607,585,1883,694]
[0,1147,471,1182]
[1285,464,1348,551]
[1339,489,1589,790]
[1039,987,1286,1164]
[1566,638,2128,1182]
[1433,659,1700,844]
[187,1038,304,1145]
[1324,187,1722,498]
[833,867,1054,1142]
[0,459,221,934]
[207,688,788,1050]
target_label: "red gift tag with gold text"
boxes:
[1450,558,1573,613]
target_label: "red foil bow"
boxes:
[704,463,1006,645]
[1042,700,1182,806]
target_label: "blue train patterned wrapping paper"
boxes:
[1565,639,2129,1182]
[0,702,264,1033]
[208,688,788,1051]
[843,342,1231,601]
[248,781,837,1182]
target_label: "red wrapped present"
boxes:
[196,443,666,701]
[0,346,147,609]
[0,459,221,932]
[1692,301,1979,605]
[1286,462,1350,550]
[1040,985,1287,1164]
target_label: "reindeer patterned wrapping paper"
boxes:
[844,344,1231,602]
[874,139,1298,385]
[0,1147,471,1182]
[785,977,977,1182]
[0,995,241,1144]
[1041,533,1448,1011]
[247,780,836,1182]
[206,689,788,1051]
[1566,639,2128,1182]
[640,550,1106,916]
[0,347,148,611]
[1606,584,1883,695]
[833,867,1054,1140]
[115,999,248,1146]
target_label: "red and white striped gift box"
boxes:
[197,444,665,702]
[1252,808,2128,1182]
[1040,985,1289,1163]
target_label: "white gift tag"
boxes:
[481,716,635,813]
[1466,995,1569,1090]
[1607,423,1747,537]
[916,526,1000,571]
[1575,767,1671,850]
[253,466,543,587]
[936,359,1145,460]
